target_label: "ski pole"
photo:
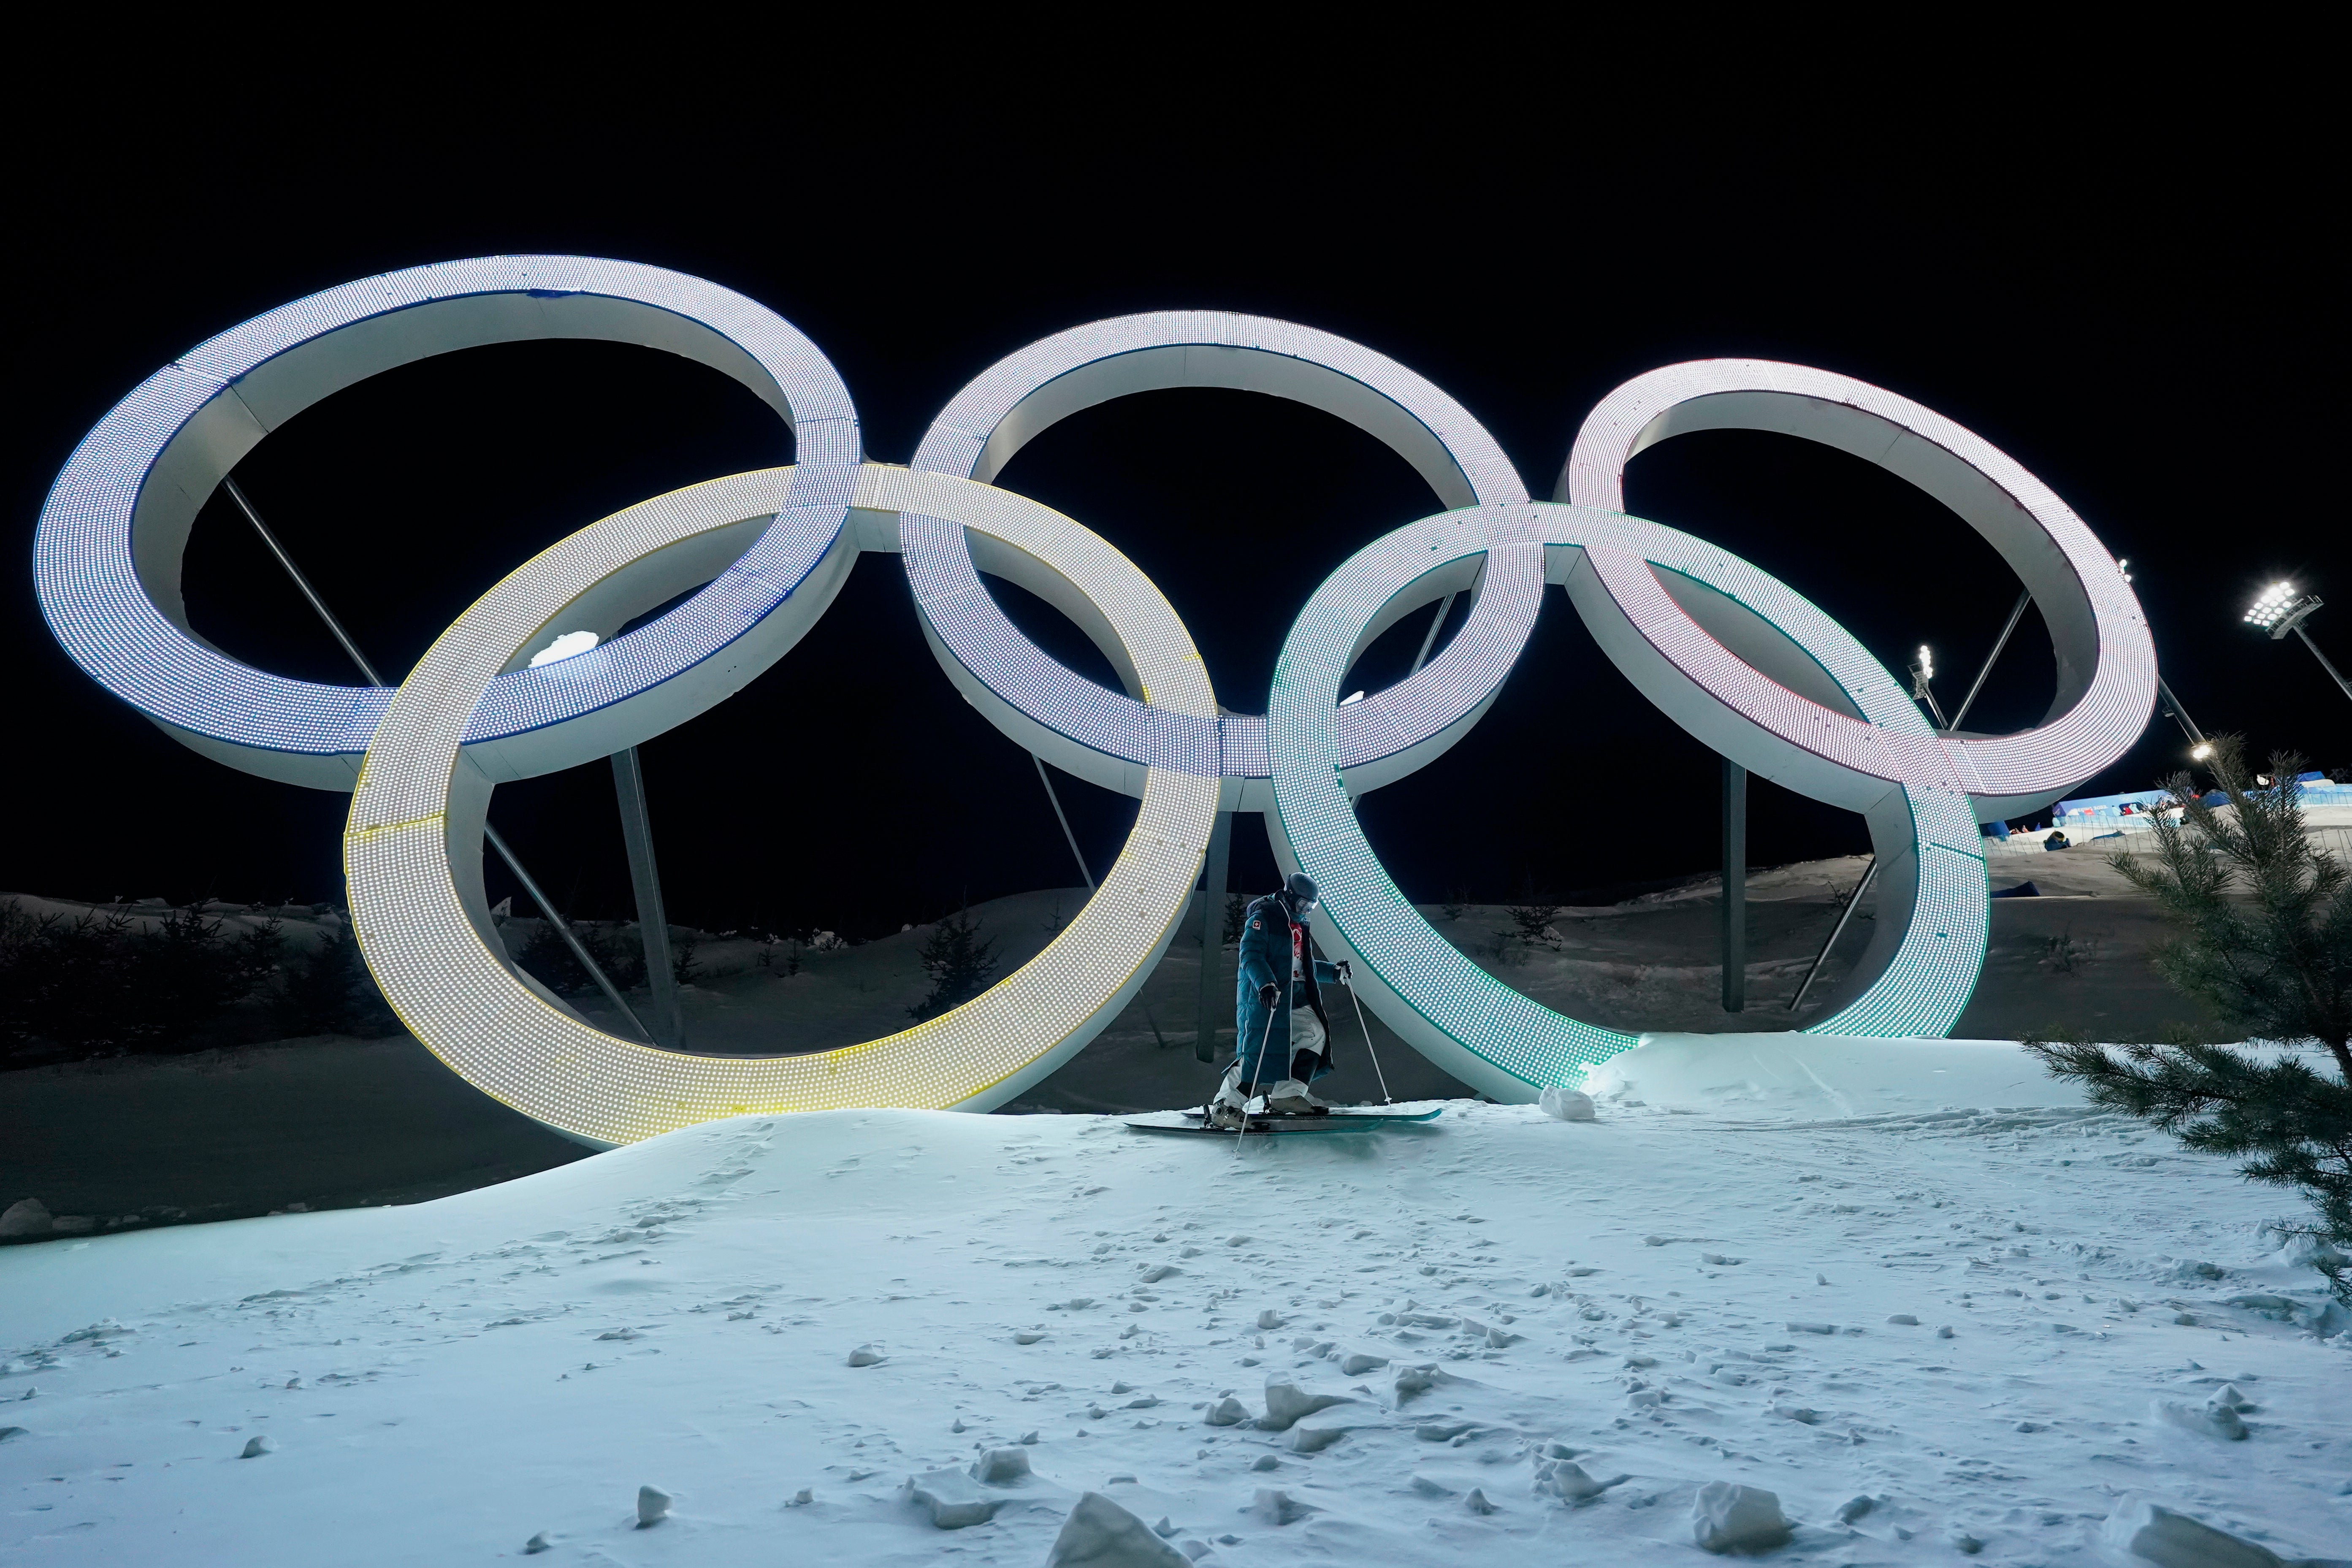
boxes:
[1341,970,1394,1105]
[1237,994,1279,1148]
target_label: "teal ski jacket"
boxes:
[1234,893,1341,1084]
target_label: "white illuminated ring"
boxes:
[1561,360,2157,822]
[346,465,1217,1148]
[1263,504,1993,1102]
[906,311,1540,806]
[33,256,862,791]
[35,261,2164,1137]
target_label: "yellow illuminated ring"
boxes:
[345,464,1217,1148]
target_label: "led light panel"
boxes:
[346,469,1219,1147]
[1263,503,1993,1100]
[905,311,1545,786]
[1561,360,2157,821]
[34,256,862,787]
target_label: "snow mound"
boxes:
[1,1093,2345,1564]
[1583,1031,2092,1119]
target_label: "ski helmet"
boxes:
[1282,872,1320,910]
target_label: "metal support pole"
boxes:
[1789,857,1877,1014]
[224,474,650,1042]
[225,478,387,686]
[483,824,653,1041]
[1030,753,1169,1046]
[1033,753,1095,891]
[2295,625,2352,705]
[1194,808,1233,1062]
[611,747,684,1048]
[1721,759,1747,1013]
[2155,675,2208,747]
[1409,594,1455,676]
[1947,588,2030,734]
[1408,558,1485,677]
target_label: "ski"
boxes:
[1125,1106,1443,1137]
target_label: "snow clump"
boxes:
[1257,1379,1351,1431]
[970,1447,1032,1484]
[1043,1490,1191,1567]
[1539,1086,1595,1121]
[0,1200,53,1238]
[905,1469,1002,1529]
[2154,1397,2249,1441]
[1691,1481,1789,1553]
[2102,1495,2294,1567]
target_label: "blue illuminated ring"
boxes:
[33,256,863,790]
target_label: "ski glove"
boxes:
[1257,982,1281,1008]
[1334,959,1352,981]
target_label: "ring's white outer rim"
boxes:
[34,255,862,790]
[1265,503,1991,1102]
[903,311,1539,798]
[346,468,1215,1148]
[1561,360,2157,821]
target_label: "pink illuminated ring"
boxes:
[1558,360,2156,821]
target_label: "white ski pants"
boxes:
[1290,1004,1327,1062]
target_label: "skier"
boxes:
[1207,872,1353,1128]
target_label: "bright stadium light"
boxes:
[2244,582,2318,637]
[2190,740,2215,761]
[2243,582,2352,706]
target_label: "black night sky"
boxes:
[7,95,2340,941]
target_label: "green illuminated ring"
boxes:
[345,464,1217,1148]
[1263,502,1989,1100]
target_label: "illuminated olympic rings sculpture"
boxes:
[35,257,2157,1145]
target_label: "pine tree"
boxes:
[515,919,646,995]
[272,920,400,1038]
[0,902,283,1060]
[2026,738,2352,1303]
[1507,874,1563,951]
[908,907,1000,1023]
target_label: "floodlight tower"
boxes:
[2157,677,2215,761]
[1907,645,1950,728]
[2244,582,2352,706]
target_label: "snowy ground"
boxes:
[3,1035,2346,1564]
[2,838,2243,1235]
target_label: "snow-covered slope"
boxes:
[3,1035,2345,1564]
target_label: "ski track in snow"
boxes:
[2,1067,2348,1563]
